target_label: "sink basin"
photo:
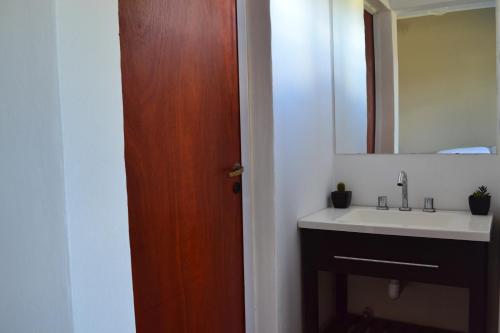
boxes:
[338,208,471,229]
[298,206,492,242]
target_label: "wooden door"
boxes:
[364,10,376,154]
[118,0,245,332]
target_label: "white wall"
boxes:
[332,0,368,154]
[374,10,399,154]
[55,1,136,332]
[246,0,279,332]
[0,1,73,332]
[255,2,468,328]
[270,0,335,332]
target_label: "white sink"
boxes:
[338,208,471,229]
[298,206,492,242]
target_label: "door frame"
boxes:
[364,10,376,154]
[364,0,399,153]
[236,0,255,332]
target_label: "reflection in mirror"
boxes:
[333,0,498,155]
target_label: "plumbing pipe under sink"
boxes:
[388,279,404,300]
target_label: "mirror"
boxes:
[333,0,498,154]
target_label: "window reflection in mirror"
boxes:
[333,0,498,155]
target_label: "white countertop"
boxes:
[298,206,493,242]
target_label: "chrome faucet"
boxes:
[397,171,412,211]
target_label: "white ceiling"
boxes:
[388,0,496,18]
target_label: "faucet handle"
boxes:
[423,197,436,213]
[377,196,389,210]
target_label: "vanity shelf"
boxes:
[324,315,462,333]
[299,207,496,333]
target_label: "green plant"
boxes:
[472,186,491,198]
[337,182,346,192]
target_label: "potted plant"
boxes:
[331,182,352,209]
[469,186,491,216]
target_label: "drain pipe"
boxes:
[388,280,404,300]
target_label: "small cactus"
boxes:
[473,186,491,198]
[337,182,346,192]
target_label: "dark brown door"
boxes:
[118,1,245,332]
[364,10,376,154]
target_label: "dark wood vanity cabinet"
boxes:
[301,229,496,333]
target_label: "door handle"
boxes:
[228,163,244,178]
